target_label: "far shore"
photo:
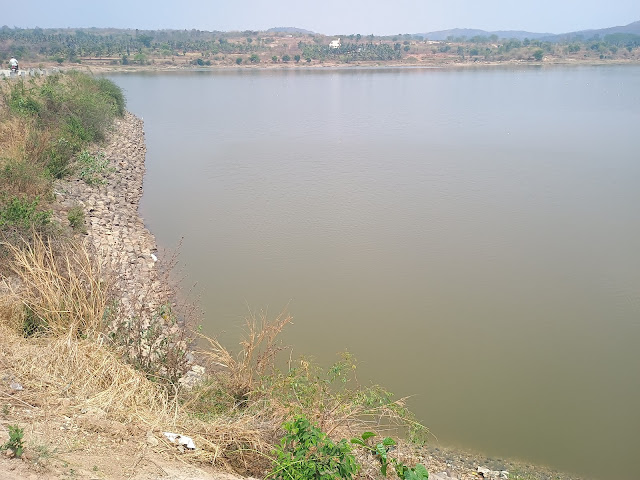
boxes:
[10,56,640,76]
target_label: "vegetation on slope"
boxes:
[0,72,123,248]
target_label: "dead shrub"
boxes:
[194,310,292,410]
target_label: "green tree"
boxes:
[249,54,260,63]
[236,57,242,64]
[272,55,278,62]
[533,49,544,61]
[282,54,290,62]
[294,54,301,62]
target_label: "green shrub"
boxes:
[45,137,76,179]
[39,72,125,145]
[7,81,41,117]
[95,77,125,116]
[1,73,126,182]
[269,416,359,480]
[0,196,51,230]
[67,205,86,233]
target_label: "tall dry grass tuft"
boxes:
[195,310,293,409]
[2,231,112,338]
[0,116,30,162]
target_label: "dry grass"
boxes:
[2,231,112,338]
[0,117,51,199]
[0,324,168,418]
[0,321,277,476]
[0,116,30,162]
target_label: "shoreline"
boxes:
[14,56,640,76]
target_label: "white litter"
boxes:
[10,382,23,391]
[163,431,196,450]
[151,253,158,262]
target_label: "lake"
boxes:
[108,66,640,480]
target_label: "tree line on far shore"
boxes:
[2,26,639,67]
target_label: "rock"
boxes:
[146,432,159,446]
[477,466,509,479]
[431,472,458,480]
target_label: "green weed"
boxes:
[1,424,25,458]
[351,432,429,480]
[268,416,359,480]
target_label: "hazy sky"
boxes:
[5,0,640,35]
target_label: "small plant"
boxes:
[394,463,429,480]
[76,150,113,185]
[269,416,359,480]
[1,424,25,458]
[67,205,86,233]
[0,195,51,230]
[351,432,429,480]
[32,443,53,462]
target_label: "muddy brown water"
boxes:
[108,66,640,480]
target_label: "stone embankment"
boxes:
[0,67,60,78]
[53,113,169,324]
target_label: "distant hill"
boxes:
[419,28,551,41]
[267,27,315,34]
[542,20,640,42]
[418,20,640,43]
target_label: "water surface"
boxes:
[109,66,640,480]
